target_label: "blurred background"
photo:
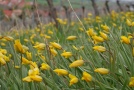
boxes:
[0,0,134,30]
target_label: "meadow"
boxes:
[0,11,134,90]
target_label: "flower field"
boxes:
[0,11,134,90]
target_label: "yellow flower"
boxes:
[0,49,7,54]
[86,28,96,36]
[28,68,40,76]
[3,36,14,41]
[26,51,32,60]
[129,77,134,87]
[126,19,132,26]
[69,60,84,68]
[22,57,31,64]
[48,30,53,35]
[69,74,78,86]
[72,45,79,50]
[61,51,72,58]
[23,76,32,82]
[101,24,109,32]
[1,42,6,46]
[93,46,106,52]
[50,42,62,50]
[14,39,25,53]
[81,71,92,82]
[15,66,20,69]
[24,39,29,42]
[53,69,68,76]
[50,48,57,56]
[94,68,109,75]
[30,75,42,82]
[40,63,50,70]
[0,57,6,65]
[30,62,38,69]
[92,36,104,43]
[33,43,45,50]
[66,36,77,40]
[121,36,130,44]
[100,32,108,40]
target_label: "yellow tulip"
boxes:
[69,60,84,68]
[81,71,92,82]
[53,69,68,76]
[94,68,109,75]
[93,46,106,52]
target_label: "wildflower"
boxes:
[0,57,6,65]
[48,30,53,35]
[72,45,79,50]
[50,42,62,50]
[121,36,130,44]
[15,66,20,69]
[92,36,104,43]
[40,63,50,70]
[93,46,106,52]
[69,60,84,68]
[22,57,31,64]
[40,55,46,61]
[100,32,108,40]
[82,71,92,82]
[14,39,25,53]
[101,24,109,32]
[24,39,29,42]
[30,75,42,82]
[66,36,77,40]
[30,62,38,69]
[50,48,57,56]
[33,43,45,50]
[1,42,6,46]
[23,76,32,82]
[3,36,14,41]
[26,51,32,60]
[61,51,72,58]
[126,19,132,26]
[129,77,134,87]
[28,68,40,76]
[86,28,96,36]
[53,69,68,76]
[94,68,109,75]
[69,74,78,86]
